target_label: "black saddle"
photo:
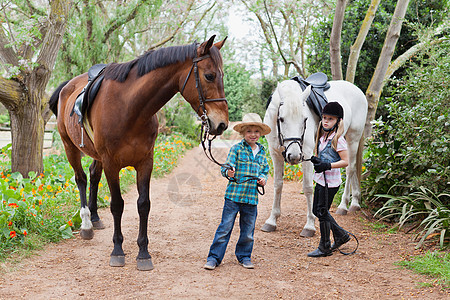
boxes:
[291,72,330,117]
[71,64,107,124]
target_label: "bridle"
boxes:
[277,101,310,163]
[180,49,227,129]
[180,46,229,168]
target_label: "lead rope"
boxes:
[199,125,264,195]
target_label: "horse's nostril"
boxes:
[217,122,227,134]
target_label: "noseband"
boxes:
[180,47,229,168]
[277,101,309,163]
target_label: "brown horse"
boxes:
[49,36,228,270]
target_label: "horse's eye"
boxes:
[205,73,215,82]
[279,117,284,122]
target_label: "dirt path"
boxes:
[1,142,448,299]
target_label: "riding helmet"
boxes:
[322,102,344,119]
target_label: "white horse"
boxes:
[261,79,367,237]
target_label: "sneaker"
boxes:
[203,260,216,270]
[240,260,254,269]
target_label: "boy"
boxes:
[204,113,271,270]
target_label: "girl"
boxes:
[308,102,351,257]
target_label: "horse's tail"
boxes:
[356,134,365,185]
[49,80,70,117]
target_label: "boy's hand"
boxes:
[257,178,266,186]
[227,168,235,178]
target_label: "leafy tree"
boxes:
[0,0,70,176]
[239,0,333,78]
[223,62,257,121]
[308,0,448,91]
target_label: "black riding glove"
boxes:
[310,156,321,164]
[314,161,331,173]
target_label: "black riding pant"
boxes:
[312,183,339,222]
[313,183,348,244]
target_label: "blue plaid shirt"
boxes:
[221,139,269,205]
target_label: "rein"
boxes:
[277,101,310,163]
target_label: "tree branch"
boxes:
[0,25,19,66]
[0,76,22,111]
[346,0,380,83]
[330,0,346,80]
[147,0,197,51]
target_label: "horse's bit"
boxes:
[277,101,310,163]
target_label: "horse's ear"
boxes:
[199,35,216,56]
[214,36,227,50]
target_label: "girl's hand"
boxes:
[227,168,235,178]
[257,178,266,186]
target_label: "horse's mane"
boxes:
[103,42,223,83]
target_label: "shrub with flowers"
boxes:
[259,137,304,182]
[0,132,196,260]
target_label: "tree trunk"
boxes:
[10,98,45,176]
[330,0,347,80]
[346,0,380,83]
[364,0,410,138]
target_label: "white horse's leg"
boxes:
[336,133,361,215]
[300,161,315,237]
[261,153,284,232]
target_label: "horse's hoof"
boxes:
[335,208,348,215]
[300,228,315,237]
[261,223,277,232]
[137,258,154,271]
[80,228,94,240]
[348,205,361,213]
[110,255,125,267]
[92,220,106,230]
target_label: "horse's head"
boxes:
[180,35,229,136]
[274,81,312,165]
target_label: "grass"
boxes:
[397,251,450,289]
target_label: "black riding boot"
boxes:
[330,221,350,251]
[307,221,332,257]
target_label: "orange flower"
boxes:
[7,203,18,208]
[8,221,12,226]
[10,231,16,238]
[23,230,27,236]
[38,199,42,205]
[68,220,73,227]
[38,184,44,191]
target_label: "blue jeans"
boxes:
[207,199,258,265]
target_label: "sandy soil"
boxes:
[1,141,448,299]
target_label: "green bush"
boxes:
[363,37,449,248]
[363,39,450,204]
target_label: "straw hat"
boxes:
[233,113,271,136]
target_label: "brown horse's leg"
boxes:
[135,164,153,271]
[103,165,126,267]
[88,160,105,229]
[62,140,94,240]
